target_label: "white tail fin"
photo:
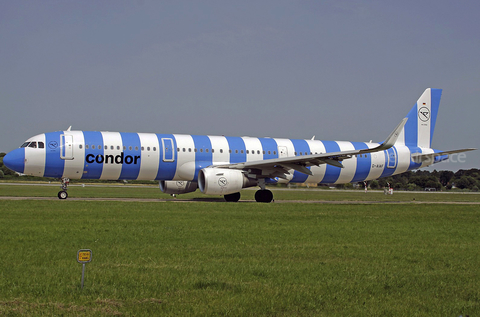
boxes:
[396,88,442,148]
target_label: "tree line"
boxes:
[362,169,480,191]
[1,152,479,191]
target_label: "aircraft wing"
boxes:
[214,118,408,179]
[411,148,476,164]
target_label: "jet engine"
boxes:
[198,168,255,195]
[159,180,198,194]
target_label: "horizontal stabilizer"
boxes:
[411,148,476,164]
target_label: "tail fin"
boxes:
[397,88,442,148]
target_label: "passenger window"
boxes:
[104,145,108,150]
[79,145,83,149]
[92,145,96,150]
[147,147,150,151]
[117,146,120,150]
[188,148,191,152]
[274,151,277,155]
[153,147,156,151]
[206,149,209,153]
[220,149,223,153]
[86,145,89,149]
[111,146,114,150]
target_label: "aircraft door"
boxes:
[162,138,175,162]
[278,146,288,158]
[60,134,74,160]
[386,147,397,169]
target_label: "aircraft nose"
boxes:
[3,148,25,174]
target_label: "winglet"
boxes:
[370,118,408,152]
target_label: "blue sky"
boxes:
[1,1,478,171]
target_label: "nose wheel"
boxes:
[58,178,70,199]
[58,190,68,199]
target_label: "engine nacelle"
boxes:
[159,180,198,194]
[198,168,255,195]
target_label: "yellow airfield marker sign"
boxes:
[77,250,92,263]
[77,249,92,289]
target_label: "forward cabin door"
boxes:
[60,134,74,160]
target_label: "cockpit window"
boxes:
[20,141,44,149]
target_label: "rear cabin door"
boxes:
[386,147,397,169]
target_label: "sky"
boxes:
[1,0,479,171]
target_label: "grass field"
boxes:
[0,184,479,316]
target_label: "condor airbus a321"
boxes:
[3,89,475,202]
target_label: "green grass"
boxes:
[0,184,479,315]
[0,201,479,315]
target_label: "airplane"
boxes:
[3,88,475,202]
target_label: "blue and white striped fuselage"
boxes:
[5,88,474,201]
[14,130,436,184]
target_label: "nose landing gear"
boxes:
[58,178,69,199]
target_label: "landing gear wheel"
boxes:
[255,189,273,203]
[58,190,68,199]
[58,177,70,199]
[224,192,241,202]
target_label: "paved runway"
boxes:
[1,196,479,204]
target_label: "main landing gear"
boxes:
[254,178,273,203]
[223,179,274,203]
[58,178,69,199]
[254,189,273,203]
[224,192,241,202]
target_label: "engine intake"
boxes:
[198,168,255,195]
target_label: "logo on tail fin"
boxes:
[418,107,430,122]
